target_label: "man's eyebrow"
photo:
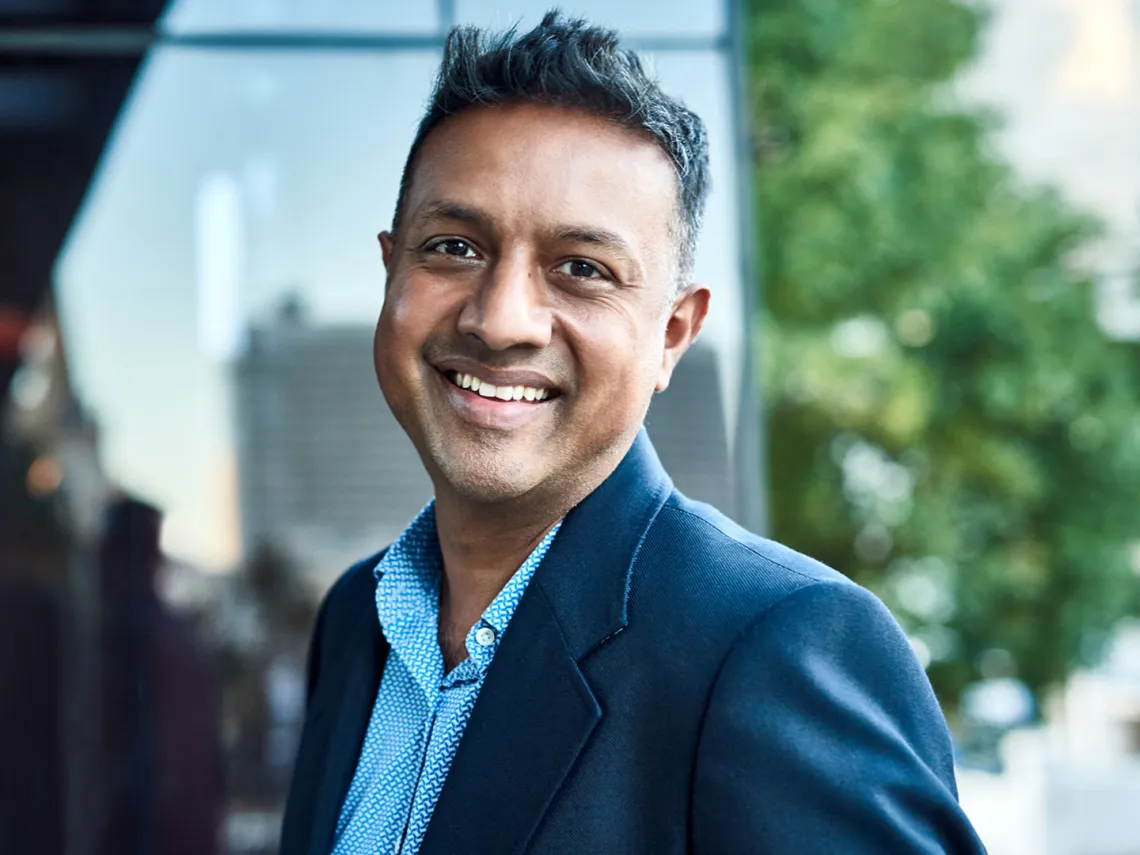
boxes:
[412,200,492,229]
[411,204,637,261]
[549,225,635,257]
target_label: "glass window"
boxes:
[161,0,442,36]
[56,48,440,572]
[8,10,753,855]
[645,49,745,441]
[455,0,727,41]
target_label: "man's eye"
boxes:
[428,238,478,258]
[556,259,607,279]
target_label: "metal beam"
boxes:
[727,0,768,535]
[0,25,726,57]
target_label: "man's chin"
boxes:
[429,449,545,504]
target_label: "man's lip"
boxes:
[429,357,560,393]
[432,369,555,431]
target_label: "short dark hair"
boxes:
[392,10,711,283]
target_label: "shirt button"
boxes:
[475,626,496,647]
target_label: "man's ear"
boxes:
[656,284,711,392]
[378,231,395,270]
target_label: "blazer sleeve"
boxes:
[691,580,987,854]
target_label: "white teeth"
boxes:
[450,370,552,402]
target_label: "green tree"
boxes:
[748,0,1140,716]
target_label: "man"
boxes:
[281,12,986,855]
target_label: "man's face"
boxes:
[375,103,709,505]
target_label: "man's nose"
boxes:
[456,253,553,350]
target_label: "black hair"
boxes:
[392,10,711,283]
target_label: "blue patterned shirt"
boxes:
[331,502,561,855]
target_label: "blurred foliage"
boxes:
[748,0,1140,715]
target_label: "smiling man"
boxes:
[279,12,986,855]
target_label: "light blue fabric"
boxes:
[331,501,561,855]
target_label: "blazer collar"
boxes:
[419,428,674,855]
[534,428,673,659]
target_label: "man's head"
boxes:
[393,11,711,285]
[375,12,712,507]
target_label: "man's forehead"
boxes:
[422,101,665,158]
[404,104,681,237]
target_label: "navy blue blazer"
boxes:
[280,432,986,854]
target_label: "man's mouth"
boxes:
[444,370,555,403]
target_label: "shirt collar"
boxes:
[373,501,561,696]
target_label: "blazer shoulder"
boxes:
[659,491,851,583]
[640,492,868,632]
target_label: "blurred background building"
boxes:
[2,1,1140,854]
[233,298,429,583]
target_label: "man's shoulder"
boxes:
[655,491,851,586]
[638,491,871,632]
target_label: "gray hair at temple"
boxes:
[392,10,712,286]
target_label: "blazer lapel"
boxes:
[419,586,602,855]
[307,608,389,855]
[419,431,674,855]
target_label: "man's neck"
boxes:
[434,492,565,613]
[431,465,605,670]
[429,435,638,668]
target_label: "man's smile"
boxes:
[445,370,553,402]
[429,362,562,431]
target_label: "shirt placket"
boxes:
[395,699,438,855]
[397,665,482,855]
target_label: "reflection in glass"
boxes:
[455,0,726,40]
[36,11,748,854]
[162,0,440,36]
[56,49,439,571]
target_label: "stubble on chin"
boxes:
[420,423,546,504]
